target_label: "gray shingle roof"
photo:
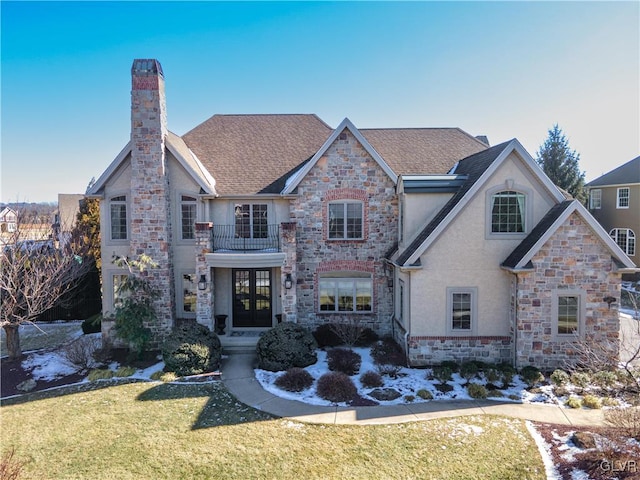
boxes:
[501,200,574,269]
[586,156,640,187]
[395,140,514,266]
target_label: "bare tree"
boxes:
[0,224,91,359]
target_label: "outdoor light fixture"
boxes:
[284,273,293,290]
[603,296,617,309]
[198,274,207,291]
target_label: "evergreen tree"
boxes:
[536,124,586,203]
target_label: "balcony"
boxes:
[212,224,280,253]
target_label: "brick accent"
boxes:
[408,336,512,366]
[195,222,213,329]
[291,128,397,335]
[281,222,298,322]
[515,212,621,369]
[128,59,174,344]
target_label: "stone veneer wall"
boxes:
[195,222,214,329]
[291,129,397,334]
[280,222,298,322]
[515,212,621,370]
[129,60,175,345]
[407,336,512,366]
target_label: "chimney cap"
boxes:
[132,59,164,77]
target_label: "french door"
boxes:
[232,269,272,327]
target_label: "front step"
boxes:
[219,334,260,354]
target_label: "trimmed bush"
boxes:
[582,394,602,409]
[565,397,583,409]
[355,328,379,347]
[360,370,384,388]
[114,366,137,377]
[439,360,460,373]
[312,324,343,348]
[467,383,488,399]
[417,389,433,400]
[274,367,314,392]
[81,313,102,334]
[371,337,405,366]
[570,372,591,389]
[592,370,618,389]
[256,322,318,372]
[432,365,453,384]
[316,371,357,403]
[520,366,544,387]
[550,369,570,386]
[460,361,479,381]
[404,395,415,403]
[150,371,178,382]
[87,369,115,381]
[162,319,222,376]
[327,348,361,376]
[485,368,500,384]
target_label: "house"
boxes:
[0,207,18,234]
[87,59,637,369]
[53,193,84,248]
[586,156,639,277]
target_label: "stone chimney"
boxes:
[130,59,174,341]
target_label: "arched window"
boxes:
[491,191,525,233]
[610,228,636,256]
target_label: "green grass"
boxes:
[1,381,545,480]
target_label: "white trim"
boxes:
[589,188,602,209]
[616,187,630,209]
[552,289,585,341]
[446,286,478,335]
[403,139,565,266]
[282,117,398,194]
[107,193,129,243]
[510,201,637,270]
[205,252,286,268]
[485,184,533,239]
[87,142,132,197]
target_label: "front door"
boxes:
[233,269,272,327]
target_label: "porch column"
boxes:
[195,222,214,330]
[281,222,297,322]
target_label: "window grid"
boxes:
[617,188,630,208]
[610,228,636,256]
[319,277,372,313]
[181,196,197,240]
[491,191,525,233]
[328,202,363,239]
[110,196,127,240]
[235,204,268,239]
[557,296,579,335]
[451,292,472,330]
[589,189,601,209]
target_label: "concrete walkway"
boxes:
[220,353,606,427]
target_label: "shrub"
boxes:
[570,372,591,389]
[487,389,504,398]
[377,363,403,379]
[63,335,101,370]
[81,313,102,334]
[460,361,479,381]
[565,397,583,409]
[0,447,26,480]
[360,370,384,388]
[404,395,415,403]
[417,389,433,400]
[316,372,357,403]
[485,368,500,384]
[432,365,453,384]
[114,366,136,377]
[370,337,405,366]
[550,369,570,386]
[274,367,314,392]
[330,320,366,347]
[520,366,544,388]
[312,324,343,348]
[602,397,619,408]
[150,371,178,382]
[592,370,618,389]
[256,322,318,372]
[355,328,379,347]
[467,383,488,399]
[507,394,520,401]
[605,407,640,440]
[162,319,222,376]
[327,348,361,376]
[439,360,460,373]
[582,394,602,409]
[87,369,115,381]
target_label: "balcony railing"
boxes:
[212,224,280,253]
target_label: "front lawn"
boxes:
[1,381,545,479]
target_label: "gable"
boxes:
[587,156,640,187]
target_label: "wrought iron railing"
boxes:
[212,224,280,252]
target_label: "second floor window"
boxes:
[589,189,601,209]
[610,228,636,256]
[328,202,363,239]
[181,195,197,240]
[491,191,525,233]
[617,188,630,208]
[235,204,268,239]
[110,196,127,240]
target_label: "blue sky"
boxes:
[2,1,639,203]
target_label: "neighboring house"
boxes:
[586,156,640,272]
[87,59,637,369]
[53,193,84,248]
[0,207,17,234]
